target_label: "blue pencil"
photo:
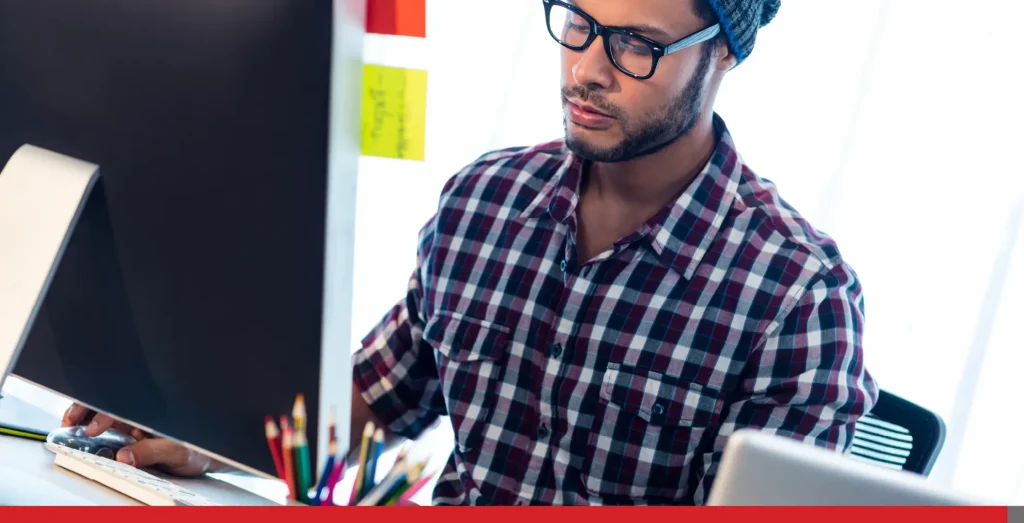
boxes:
[359,428,385,499]
[311,445,336,506]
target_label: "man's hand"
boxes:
[62,404,214,477]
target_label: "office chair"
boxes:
[847,389,946,476]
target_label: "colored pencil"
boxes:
[293,428,312,504]
[264,416,286,483]
[280,416,296,501]
[383,480,414,506]
[365,456,409,499]
[397,467,437,505]
[359,428,385,499]
[392,441,412,468]
[358,472,406,506]
[359,461,421,507]
[381,463,424,506]
[311,439,337,506]
[348,421,374,505]
[323,454,347,506]
[314,407,340,505]
[292,394,307,431]
[327,407,337,448]
[291,394,312,503]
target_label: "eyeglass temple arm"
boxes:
[664,24,721,55]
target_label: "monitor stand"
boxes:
[0,145,99,398]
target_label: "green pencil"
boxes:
[292,394,313,504]
[293,429,312,504]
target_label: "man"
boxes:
[67,0,878,505]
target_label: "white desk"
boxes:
[0,384,287,506]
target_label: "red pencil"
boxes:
[281,416,297,501]
[264,416,286,483]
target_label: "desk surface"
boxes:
[0,392,285,506]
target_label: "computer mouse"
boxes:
[45,425,137,460]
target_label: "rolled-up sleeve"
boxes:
[352,218,446,439]
[690,262,880,505]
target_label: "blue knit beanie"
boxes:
[706,0,781,63]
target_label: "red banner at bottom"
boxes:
[0,506,1009,523]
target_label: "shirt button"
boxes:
[652,402,666,417]
[538,423,550,439]
[560,259,568,272]
[550,343,563,358]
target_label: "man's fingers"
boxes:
[116,439,211,477]
[83,413,116,437]
[116,438,186,468]
[62,404,90,427]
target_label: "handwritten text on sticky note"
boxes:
[361,64,428,162]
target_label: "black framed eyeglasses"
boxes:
[543,0,721,80]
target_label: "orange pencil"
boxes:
[281,416,297,501]
[265,416,286,483]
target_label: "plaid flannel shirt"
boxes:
[353,114,879,505]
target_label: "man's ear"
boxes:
[715,40,737,71]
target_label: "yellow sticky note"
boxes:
[361,64,428,161]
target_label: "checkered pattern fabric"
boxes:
[353,114,879,505]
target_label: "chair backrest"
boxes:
[848,389,946,476]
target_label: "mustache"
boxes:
[561,85,622,119]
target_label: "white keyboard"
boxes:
[46,443,219,506]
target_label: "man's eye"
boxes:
[616,38,651,55]
[567,22,589,33]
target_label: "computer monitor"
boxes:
[706,429,991,506]
[0,0,364,479]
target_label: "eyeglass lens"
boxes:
[547,3,657,77]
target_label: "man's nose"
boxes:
[572,37,616,91]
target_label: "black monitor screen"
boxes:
[0,0,334,478]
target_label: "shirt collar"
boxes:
[517,143,584,225]
[651,115,744,279]
[518,114,745,280]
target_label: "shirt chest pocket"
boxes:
[581,362,724,502]
[424,310,509,454]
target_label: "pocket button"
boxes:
[538,423,550,440]
[651,402,666,417]
[550,343,563,359]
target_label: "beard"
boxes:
[563,48,714,164]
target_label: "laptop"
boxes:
[706,429,991,506]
